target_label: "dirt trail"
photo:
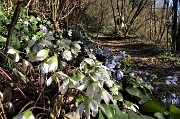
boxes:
[92,37,180,79]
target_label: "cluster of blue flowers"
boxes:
[162,93,180,105]
[95,47,109,57]
[94,47,127,80]
[166,74,178,85]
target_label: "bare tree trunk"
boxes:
[157,0,167,43]
[176,0,180,52]
[110,0,117,33]
[153,0,157,38]
[171,0,177,52]
[125,0,149,36]
[150,3,152,41]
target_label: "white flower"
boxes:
[101,90,113,104]
[68,29,73,36]
[59,79,69,94]
[36,17,41,21]
[41,56,58,74]
[76,103,85,118]
[62,50,72,61]
[36,49,49,61]
[46,20,51,25]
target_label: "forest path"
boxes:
[92,36,180,80]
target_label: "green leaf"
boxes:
[110,104,128,119]
[13,69,27,84]
[15,22,21,30]
[126,87,151,104]
[154,112,165,119]
[169,105,180,119]
[29,16,38,25]
[140,115,155,119]
[100,104,114,118]
[98,111,105,119]
[128,111,141,119]
[113,93,123,101]
[13,110,35,119]
[100,104,128,119]
[0,36,6,43]
[142,100,166,114]
[128,111,155,119]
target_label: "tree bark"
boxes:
[110,0,117,33]
[176,0,180,51]
[4,0,24,54]
[171,0,177,52]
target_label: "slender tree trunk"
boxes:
[153,0,157,38]
[150,3,152,41]
[110,0,117,33]
[157,0,166,42]
[171,0,177,52]
[176,0,180,51]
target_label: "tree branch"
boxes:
[4,0,24,55]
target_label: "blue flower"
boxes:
[116,71,123,80]
[106,63,115,69]
[166,74,178,85]
[103,47,109,56]
[46,20,51,25]
[167,93,178,104]
[103,51,109,56]
[22,21,28,27]
[40,26,47,33]
[96,48,102,55]
[113,56,120,62]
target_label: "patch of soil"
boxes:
[92,37,180,77]
[92,36,180,98]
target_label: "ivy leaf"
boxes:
[36,49,49,61]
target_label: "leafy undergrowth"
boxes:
[0,7,180,119]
